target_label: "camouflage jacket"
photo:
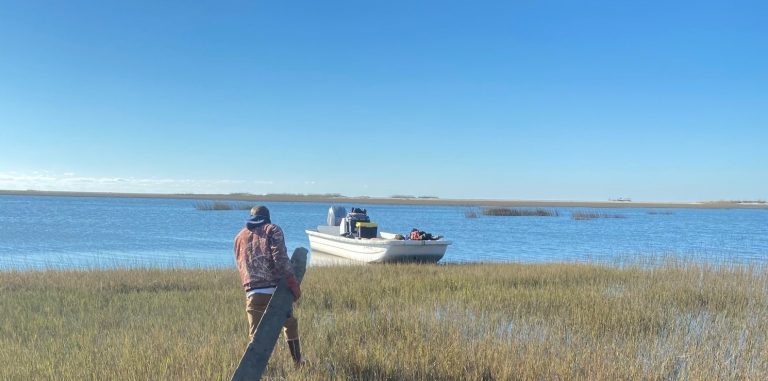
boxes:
[233,223,295,291]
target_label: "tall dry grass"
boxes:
[1,261,766,380]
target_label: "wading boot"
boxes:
[287,338,303,366]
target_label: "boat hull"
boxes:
[305,230,450,263]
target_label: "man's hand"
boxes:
[286,274,302,302]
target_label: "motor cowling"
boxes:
[327,206,347,226]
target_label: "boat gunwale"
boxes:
[305,229,452,247]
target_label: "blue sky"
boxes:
[0,1,765,201]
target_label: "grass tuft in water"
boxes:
[572,210,626,220]
[481,207,560,217]
[194,201,254,211]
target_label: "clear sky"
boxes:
[0,1,765,201]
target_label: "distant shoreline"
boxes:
[1,189,766,209]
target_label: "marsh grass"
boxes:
[481,207,560,217]
[194,201,254,211]
[1,262,767,380]
[572,211,626,220]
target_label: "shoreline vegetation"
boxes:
[1,189,767,209]
[1,261,766,380]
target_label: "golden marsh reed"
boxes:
[1,261,766,380]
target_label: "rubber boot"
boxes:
[287,338,302,366]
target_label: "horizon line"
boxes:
[1,189,766,210]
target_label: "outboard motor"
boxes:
[327,206,346,226]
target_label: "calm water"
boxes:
[1,195,766,270]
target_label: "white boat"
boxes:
[305,206,451,263]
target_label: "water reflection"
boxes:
[308,250,366,267]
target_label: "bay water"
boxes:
[1,195,766,270]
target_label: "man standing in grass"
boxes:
[234,205,303,365]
